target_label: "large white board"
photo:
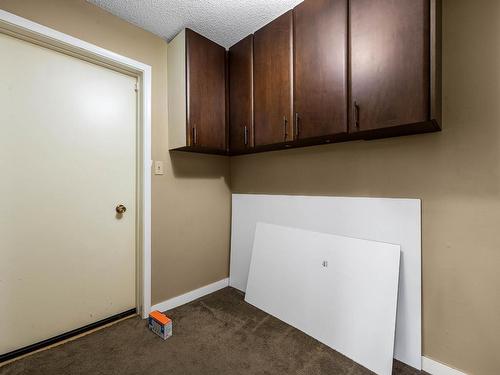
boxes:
[245,223,401,375]
[230,194,421,369]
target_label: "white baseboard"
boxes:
[422,356,468,375]
[151,278,229,313]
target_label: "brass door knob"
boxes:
[116,204,127,214]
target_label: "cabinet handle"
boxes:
[354,101,360,129]
[295,112,300,139]
[243,125,248,146]
[192,126,197,145]
[283,116,288,141]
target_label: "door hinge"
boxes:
[134,82,139,92]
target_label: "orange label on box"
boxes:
[149,310,171,325]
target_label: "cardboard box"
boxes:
[148,310,172,340]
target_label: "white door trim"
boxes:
[0,9,152,318]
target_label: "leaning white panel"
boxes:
[230,194,421,369]
[245,223,400,375]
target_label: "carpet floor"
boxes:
[0,287,426,375]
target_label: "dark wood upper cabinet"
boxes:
[169,1,440,155]
[294,0,348,140]
[350,0,437,135]
[253,11,294,147]
[167,29,226,153]
[186,29,227,150]
[229,35,254,153]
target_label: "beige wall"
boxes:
[0,0,231,304]
[1,0,498,374]
[230,1,499,374]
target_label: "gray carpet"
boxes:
[0,287,425,375]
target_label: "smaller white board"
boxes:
[245,223,401,375]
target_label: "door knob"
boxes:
[116,204,127,214]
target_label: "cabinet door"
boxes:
[254,11,293,146]
[294,0,347,140]
[350,0,430,133]
[186,29,226,150]
[229,35,254,153]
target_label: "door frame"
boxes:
[0,9,152,318]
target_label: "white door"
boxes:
[0,33,137,355]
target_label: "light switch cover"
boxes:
[154,161,164,175]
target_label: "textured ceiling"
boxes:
[87,0,304,49]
